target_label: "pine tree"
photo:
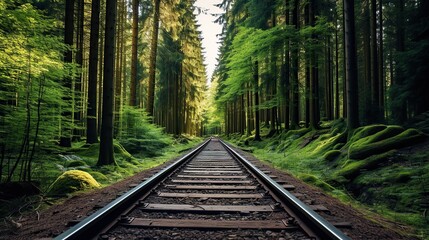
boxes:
[98,0,117,166]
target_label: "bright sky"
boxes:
[194,0,223,81]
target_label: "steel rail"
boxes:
[54,138,211,240]
[220,139,351,240]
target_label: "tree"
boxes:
[129,0,139,106]
[97,0,117,166]
[87,0,101,144]
[147,0,161,117]
[289,0,300,129]
[344,0,359,130]
[59,0,74,147]
[253,60,261,141]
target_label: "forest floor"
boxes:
[0,140,418,240]
[228,119,429,239]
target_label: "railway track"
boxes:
[55,138,350,240]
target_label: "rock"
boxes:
[48,170,100,196]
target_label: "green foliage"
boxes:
[48,170,100,196]
[119,107,171,157]
[234,121,428,237]
[0,0,73,182]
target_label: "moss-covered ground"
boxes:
[0,134,201,218]
[227,119,429,239]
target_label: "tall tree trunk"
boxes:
[97,0,117,166]
[362,0,372,124]
[254,61,261,141]
[147,0,161,117]
[246,86,252,136]
[87,0,100,144]
[335,18,340,119]
[309,1,319,129]
[290,0,300,129]
[114,0,124,137]
[59,0,74,147]
[344,0,360,131]
[342,0,347,118]
[129,0,139,106]
[73,0,84,140]
[391,0,406,123]
[378,0,384,119]
[370,0,380,121]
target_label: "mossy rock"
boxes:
[349,128,424,159]
[298,173,335,192]
[48,170,100,196]
[323,150,341,161]
[336,150,397,180]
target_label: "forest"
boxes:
[1,0,429,238]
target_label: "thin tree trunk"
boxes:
[370,0,380,121]
[73,0,84,140]
[254,61,261,141]
[129,0,139,106]
[147,0,161,117]
[335,18,340,119]
[309,1,319,129]
[59,0,74,147]
[87,0,100,144]
[378,0,384,119]
[290,0,300,129]
[362,0,372,123]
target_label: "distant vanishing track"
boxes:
[55,138,350,240]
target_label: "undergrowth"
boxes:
[0,107,202,220]
[227,119,429,239]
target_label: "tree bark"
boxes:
[97,0,117,166]
[129,0,139,106]
[370,0,380,121]
[147,0,161,117]
[87,0,100,144]
[59,0,74,147]
[344,0,360,131]
[289,0,300,129]
[254,61,261,141]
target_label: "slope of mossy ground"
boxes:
[228,120,429,239]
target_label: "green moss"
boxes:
[349,128,424,159]
[333,143,344,150]
[323,150,341,161]
[87,171,108,183]
[66,160,88,168]
[312,131,347,154]
[335,150,397,180]
[48,170,100,196]
[297,173,335,192]
[348,125,387,144]
[114,142,133,160]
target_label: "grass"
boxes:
[226,120,429,239]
